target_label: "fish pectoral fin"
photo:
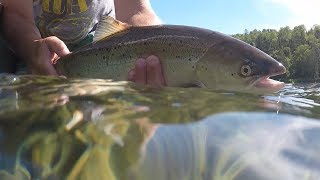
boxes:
[93,16,131,43]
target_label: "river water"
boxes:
[0,74,319,180]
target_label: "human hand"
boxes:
[128,55,166,88]
[28,36,70,75]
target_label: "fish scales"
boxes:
[55,16,286,93]
[56,25,214,86]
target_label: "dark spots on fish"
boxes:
[180,40,183,44]
[144,42,147,46]
[163,49,166,52]
[111,53,114,56]
[192,66,195,69]
[122,54,126,57]
[231,73,234,76]
[188,58,192,61]
[95,53,98,56]
[129,55,132,58]
[176,55,180,58]
[103,56,106,60]
[114,47,117,50]
[205,67,208,71]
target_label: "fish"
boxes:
[54,16,286,93]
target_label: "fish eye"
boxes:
[241,65,252,77]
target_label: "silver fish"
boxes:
[55,16,286,93]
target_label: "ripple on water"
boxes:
[0,75,320,179]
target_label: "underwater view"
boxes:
[0,74,320,180]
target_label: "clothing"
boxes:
[33,0,115,46]
[0,0,115,74]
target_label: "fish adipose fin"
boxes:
[93,16,131,43]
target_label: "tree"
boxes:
[291,25,307,50]
[308,25,320,39]
[255,29,278,54]
[290,44,314,79]
[307,36,320,79]
[315,25,320,39]
[278,26,292,48]
[271,48,291,80]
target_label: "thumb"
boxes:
[43,36,70,57]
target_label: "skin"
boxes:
[1,0,166,87]
[0,1,3,14]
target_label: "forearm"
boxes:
[2,0,42,61]
[114,0,161,26]
[2,13,41,61]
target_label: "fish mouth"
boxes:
[253,76,285,91]
[252,63,286,92]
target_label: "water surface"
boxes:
[0,74,319,180]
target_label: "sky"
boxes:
[151,0,320,35]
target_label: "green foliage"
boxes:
[233,24,320,82]
[278,26,291,48]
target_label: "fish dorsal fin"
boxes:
[93,16,130,42]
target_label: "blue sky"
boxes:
[151,0,319,35]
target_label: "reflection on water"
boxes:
[0,74,320,180]
[138,113,320,180]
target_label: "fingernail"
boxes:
[146,56,160,67]
[135,58,146,68]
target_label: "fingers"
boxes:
[29,57,58,76]
[44,36,70,58]
[146,55,166,87]
[29,36,70,76]
[31,39,59,76]
[133,58,147,84]
[128,55,166,88]
[127,69,135,81]
[31,36,70,76]
[41,63,59,76]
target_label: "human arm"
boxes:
[2,0,69,75]
[114,0,161,26]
